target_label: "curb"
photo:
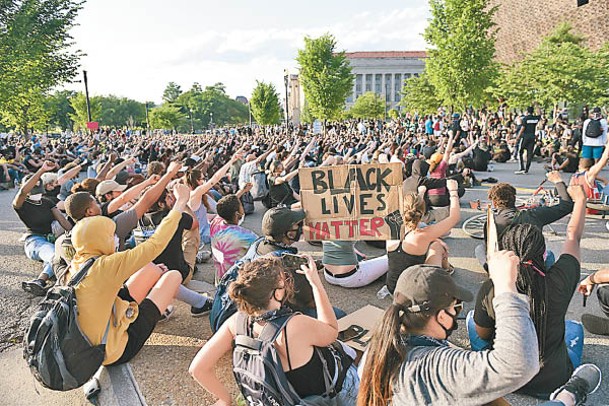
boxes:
[98,363,146,406]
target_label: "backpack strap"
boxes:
[258,312,298,343]
[67,257,97,287]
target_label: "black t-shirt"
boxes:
[148,211,193,280]
[522,115,541,137]
[421,145,437,160]
[450,120,461,137]
[101,201,123,219]
[14,197,56,236]
[474,254,580,395]
[472,147,492,171]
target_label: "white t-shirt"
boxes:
[238,160,258,189]
[582,118,608,147]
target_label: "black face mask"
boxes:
[273,288,287,306]
[45,185,61,197]
[286,224,303,243]
[438,309,459,339]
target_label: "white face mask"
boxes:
[238,214,245,226]
[114,235,120,252]
[28,193,42,202]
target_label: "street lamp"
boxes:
[83,70,92,123]
[283,69,289,126]
[145,102,150,134]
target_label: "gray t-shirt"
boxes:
[322,241,358,266]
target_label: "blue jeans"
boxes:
[303,364,359,405]
[24,235,55,278]
[466,311,583,368]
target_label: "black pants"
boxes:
[519,137,536,172]
[598,285,609,318]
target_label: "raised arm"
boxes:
[189,154,241,210]
[419,179,461,240]
[13,160,56,209]
[131,162,181,218]
[106,177,155,215]
[586,139,609,185]
[562,185,586,261]
[106,157,136,180]
[442,134,455,163]
[57,162,82,185]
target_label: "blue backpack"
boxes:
[209,238,295,333]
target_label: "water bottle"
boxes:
[377,285,392,300]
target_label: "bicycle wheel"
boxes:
[462,213,487,239]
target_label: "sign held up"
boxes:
[300,163,404,241]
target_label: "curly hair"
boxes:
[488,183,516,209]
[229,257,294,315]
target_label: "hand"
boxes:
[546,171,562,184]
[242,182,253,193]
[446,179,458,193]
[147,174,161,184]
[417,185,427,196]
[578,275,595,297]
[488,250,519,294]
[156,263,170,274]
[41,160,56,172]
[296,255,322,288]
[567,185,586,203]
[230,153,242,163]
[167,161,181,174]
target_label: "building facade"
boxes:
[490,0,609,63]
[345,51,427,111]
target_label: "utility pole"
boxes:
[83,70,92,122]
[284,69,289,126]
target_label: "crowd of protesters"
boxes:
[4,103,609,405]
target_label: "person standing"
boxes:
[515,106,541,174]
[581,107,608,164]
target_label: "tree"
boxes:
[423,0,498,110]
[0,0,83,135]
[495,23,607,110]
[69,93,102,131]
[45,90,76,131]
[99,95,146,128]
[162,82,182,103]
[349,92,385,119]
[400,72,443,114]
[250,81,281,125]
[296,33,353,123]
[149,103,187,132]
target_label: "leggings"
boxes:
[519,137,536,172]
[324,255,389,288]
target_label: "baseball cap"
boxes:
[96,180,127,196]
[394,265,473,313]
[592,107,601,114]
[452,113,460,119]
[262,207,306,241]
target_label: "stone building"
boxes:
[490,0,609,63]
[344,51,427,111]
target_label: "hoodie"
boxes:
[71,210,181,365]
[403,159,446,212]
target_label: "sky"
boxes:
[64,0,430,103]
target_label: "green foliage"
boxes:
[496,24,608,110]
[423,0,498,109]
[296,33,354,121]
[388,109,400,120]
[250,81,281,125]
[300,99,316,124]
[99,95,146,128]
[162,82,182,103]
[45,90,76,131]
[400,72,442,114]
[69,92,101,130]
[349,92,385,119]
[0,0,84,134]
[149,103,187,131]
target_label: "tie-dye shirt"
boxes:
[210,216,258,281]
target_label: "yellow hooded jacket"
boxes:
[71,210,181,365]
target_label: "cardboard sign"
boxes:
[300,163,404,241]
[86,121,99,130]
[337,305,385,353]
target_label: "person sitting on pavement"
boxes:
[358,251,540,406]
[15,161,73,296]
[385,179,461,294]
[210,192,258,284]
[469,185,587,399]
[578,268,609,336]
[267,159,301,209]
[402,159,449,224]
[189,256,359,405]
[322,239,389,289]
[70,183,191,367]
[569,137,609,206]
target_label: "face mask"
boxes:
[438,309,459,339]
[273,289,286,306]
[238,214,245,226]
[45,185,60,197]
[28,193,42,202]
[287,223,303,243]
[113,235,120,252]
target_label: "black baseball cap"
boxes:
[592,107,601,114]
[262,207,305,241]
[394,265,473,313]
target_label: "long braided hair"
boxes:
[500,224,548,362]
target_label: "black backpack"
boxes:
[23,258,110,391]
[232,311,352,406]
[586,119,603,138]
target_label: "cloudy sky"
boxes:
[65,0,430,103]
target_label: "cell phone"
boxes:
[338,325,366,342]
[583,294,587,307]
[281,254,308,269]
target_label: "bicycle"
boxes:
[462,181,560,240]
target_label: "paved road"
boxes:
[1,160,608,405]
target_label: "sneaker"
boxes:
[21,279,48,296]
[549,364,602,405]
[196,250,211,264]
[191,297,213,317]
[158,305,175,323]
[514,170,526,175]
[582,313,609,336]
